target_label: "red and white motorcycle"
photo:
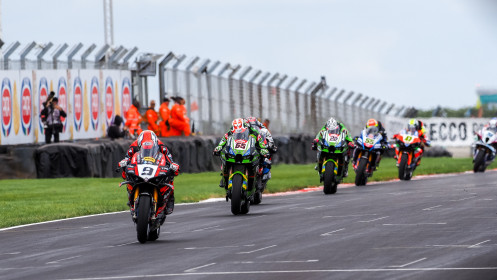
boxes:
[473,126,497,173]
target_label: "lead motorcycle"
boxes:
[393,127,422,180]
[353,126,386,186]
[218,128,261,215]
[118,142,175,243]
[315,126,350,194]
[473,126,497,173]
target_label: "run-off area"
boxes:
[1,171,497,280]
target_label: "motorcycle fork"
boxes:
[408,152,413,166]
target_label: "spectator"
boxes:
[169,96,191,136]
[125,99,142,137]
[107,115,125,140]
[40,96,66,144]
[159,96,171,137]
[145,100,159,134]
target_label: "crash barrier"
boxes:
[0,69,132,145]
[0,134,454,179]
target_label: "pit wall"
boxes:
[0,69,132,145]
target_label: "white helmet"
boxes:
[326,118,339,130]
[490,118,497,128]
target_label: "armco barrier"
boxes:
[0,134,453,179]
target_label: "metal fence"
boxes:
[159,53,406,136]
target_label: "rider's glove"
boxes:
[347,142,356,148]
[119,159,129,168]
[311,139,319,150]
[213,146,222,156]
[170,162,180,176]
[260,148,270,158]
[425,140,431,147]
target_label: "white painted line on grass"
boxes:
[237,245,277,254]
[358,216,389,223]
[46,255,81,264]
[184,263,216,272]
[468,240,491,248]
[389,258,427,268]
[423,205,442,211]
[321,228,345,236]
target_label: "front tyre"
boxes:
[473,149,486,173]
[136,196,151,244]
[398,153,409,180]
[231,174,243,215]
[323,161,337,194]
[355,158,368,186]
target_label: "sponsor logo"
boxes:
[38,77,48,133]
[143,157,156,163]
[21,78,32,135]
[58,77,67,132]
[121,77,131,122]
[73,77,83,131]
[91,77,99,130]
[105,77,114,126]
[1,78,12,137]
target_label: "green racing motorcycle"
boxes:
[219,129,261,215]
[316,127,351,194]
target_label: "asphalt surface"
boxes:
[2,171,497,280]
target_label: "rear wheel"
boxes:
[231,174,243,215]
[136,196,151,244]
[473,150,486,173]
[398,153,409,180]
[355,158,368,186]
[323,161,337,194]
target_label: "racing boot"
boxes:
[166,193,175,215]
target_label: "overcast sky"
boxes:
[2,0,497,110]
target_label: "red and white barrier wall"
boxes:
[0,69,131,144]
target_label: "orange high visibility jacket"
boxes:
[145,108,159,133]
[169,104,191,136]
[159,102,171,137]
[124,105,142,136]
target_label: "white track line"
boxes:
[468,240,491,248]
[358,216,389,223]
[389,258,427,268]
[59,267,497,280]
[46,255,81,264]
[422,205,443,211]
[184,263,216,272]
[237,245,277,254]
[321,228,345,236]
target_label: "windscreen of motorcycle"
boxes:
[482,127,497,144]
[400,129,419,145]
[324,129,342,147]
[362,127,382,148]
[230,129,252,154]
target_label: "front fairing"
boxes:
[319,129,347,153]
[221,131,259,164]
[397,129,420,149]
[357,129,383,151]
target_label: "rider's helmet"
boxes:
[408,119,420,130]
[366,118,378,128]
[325,118,340,134]
[489,118,497,128]
[245,116,258,127]
[231,118,246,133]
[137,130,158,148]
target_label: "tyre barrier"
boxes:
[0,134,453,179]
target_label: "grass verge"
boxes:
[0,157,491,228]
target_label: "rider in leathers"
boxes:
[312,117,355,181]
[245,117,277,181]
[213,118,269,189]
[119,130,179,215]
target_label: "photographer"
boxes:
[40,96,66,144]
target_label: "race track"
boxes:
[2,171,497,280]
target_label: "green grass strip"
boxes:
[0,157,491,228]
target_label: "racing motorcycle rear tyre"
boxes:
[473,150,486,173]
[231,174,243,215]
[323,161,338,194]
[136,196,151,244]
[355,158,368,186]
